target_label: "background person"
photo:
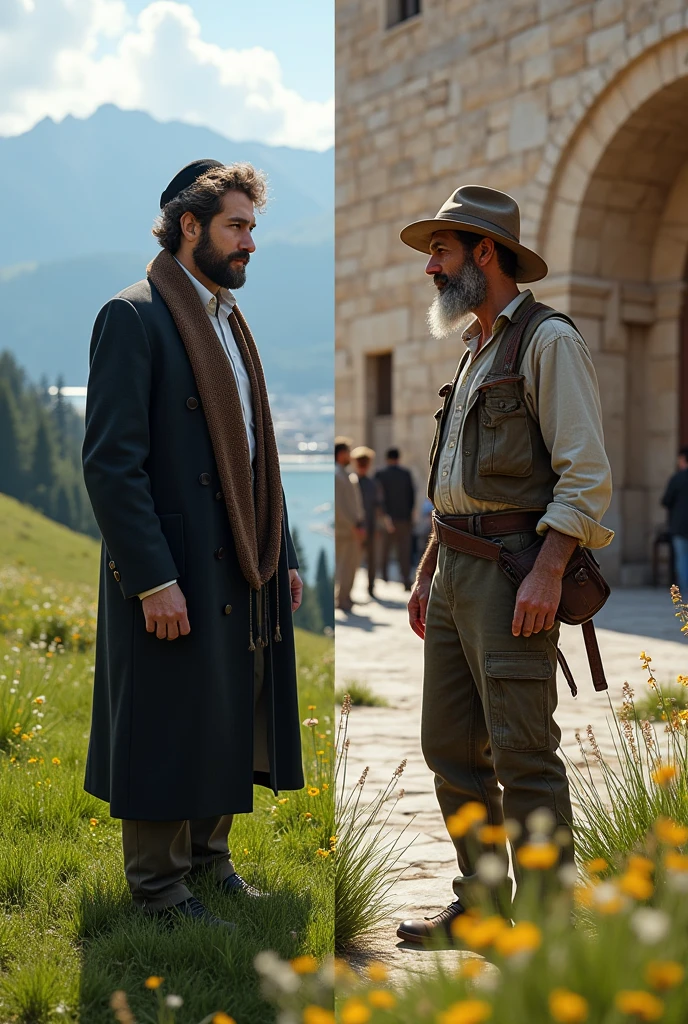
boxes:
[350,445,383,598]
[82,159,304,926]
[662,446,688,596]
[334,438,365,611]
[375,447,416,590]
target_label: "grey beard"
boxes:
[426,257,487,339]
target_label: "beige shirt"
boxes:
[335,463,364,537]
[432,290,614,550]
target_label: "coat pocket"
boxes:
[158,513,185,579]
[477,382,532,477]
[485,651,552,751]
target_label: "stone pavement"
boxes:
[336,568,688,983]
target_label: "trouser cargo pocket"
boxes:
[485,651,552,752]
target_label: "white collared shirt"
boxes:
[138,257,257,600]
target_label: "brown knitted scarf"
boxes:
[147,249,283,591]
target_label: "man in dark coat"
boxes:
[375,447,416,589]
[662,446,688,596]
[82,159,305,926]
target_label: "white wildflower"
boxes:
[164,995,183,1009]
[476,853,507,886]
[526,807,555,837]
[631,907,670,944]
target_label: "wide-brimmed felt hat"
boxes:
[400,185,548,283]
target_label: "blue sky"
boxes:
[0,0,334,150]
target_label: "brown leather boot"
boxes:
[396,899,465,944]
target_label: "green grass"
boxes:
[0,497,334,1024]
[334,681,388,708]
[616,680,688,723]
[0,493,99,587]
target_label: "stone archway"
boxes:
[534,34,688,586]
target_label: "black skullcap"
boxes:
[159,158,224,209]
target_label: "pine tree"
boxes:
[316,548,334,629]
[28,414,57,516]
[0,379,24,500]
[53,374,68,459]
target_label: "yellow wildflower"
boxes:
[477,825,508,845]
[28,757,38,764]
[652,765,677,787]
[365,962,388,983]
[548,989,589,1023]
[322,783,329,790]
[437,1000,492,1024]
[447,802,487,838]
[645,960,685,991]
[278,798,289,804]
[665,850,688,872]
[316,849,330,858]
[627,856,654,875]
[452,915,507,949]
[90,818,99,827]
[456,958,485,980]
[303,1008,335,1024]
[308,787,320,797]
[516,843,558,870]
[307,704,316,710]
[144,977,164,990]
[614,990,664,1020]
[340,998,371,1024]
[316,749,325,755]
[291,955,318,974]
[584,858,608,875]
[368,990,396,1009]
[619,871,654,901]
[212,1015,237,1024]
[52,757,61,766]
[655,817,688,846]
[494,920,541,957]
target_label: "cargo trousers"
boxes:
[421,530,573,906]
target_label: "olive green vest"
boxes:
[428,295,577,510]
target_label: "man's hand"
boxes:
[142,583,190,640]
[512,570,561,637]
[289,569,303,613]
[408,573,432,639]
[511,528,579,637]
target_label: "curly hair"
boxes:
[152,162,268,253]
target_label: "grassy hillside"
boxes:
[0,489,334,1023]
[0,492,99,587]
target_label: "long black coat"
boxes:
[82,279,304,821]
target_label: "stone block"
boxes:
[463,67,521,111]
[508,24,550,63]
[523,52,554,87]
[586,23,626,64]
[508,95,548,152]
[550,6,593,46]
[550,73,583,112]
[593,0,624,29]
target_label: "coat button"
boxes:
[215,547,226,560]
[186,397,199,410]
[108,561,115,570]
[199,473,211,486]
[223,604,233,615]
[215,491,223,501]
[113,571,121,582]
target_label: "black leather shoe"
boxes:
[396,899,466,944]
[154,896,236,930]
[221,872,268,898]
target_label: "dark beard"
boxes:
[427,251,487,338]
[193,227,249,290]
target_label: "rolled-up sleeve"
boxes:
[525,326,614,550]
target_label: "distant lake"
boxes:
[280,459,333,581]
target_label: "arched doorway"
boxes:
[535,37,688,585]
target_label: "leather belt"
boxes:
[433,509,543,544]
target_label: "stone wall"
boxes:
[336,0,688,583]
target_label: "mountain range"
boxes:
[0,105,333,392]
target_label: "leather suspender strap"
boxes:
[582,619,608,691]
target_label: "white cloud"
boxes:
[0,0,333,150]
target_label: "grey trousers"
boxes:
[421,532,573,907]
[381,519,413,585]
[121,632,267,911]
[335,532,361,610]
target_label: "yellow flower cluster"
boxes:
[548,989,589,1023]
[451,913,541,958]
[447,802,487,839]
[437,999,492,1024]
[614,990,664,1021]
